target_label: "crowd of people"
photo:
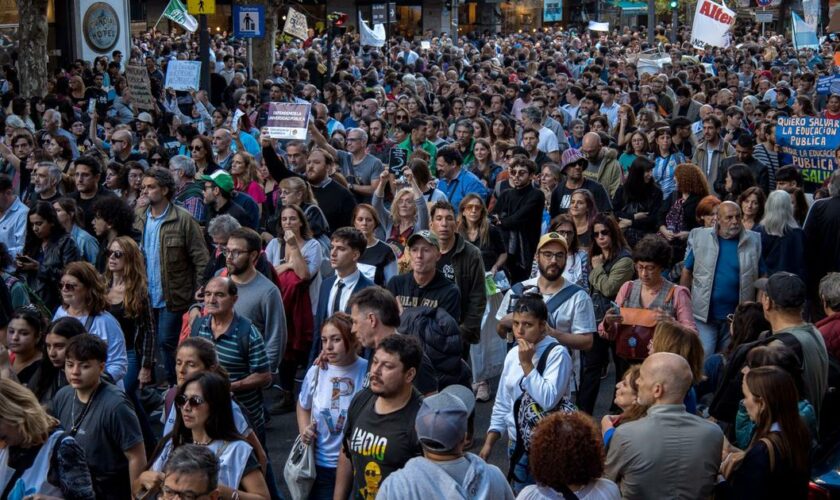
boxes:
[0,13,838,500]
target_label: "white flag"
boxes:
[690,0,736,49]
[359,14,386,47]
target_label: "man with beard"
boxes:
[496,232,596,355]
[366,117,394,163]
[27,161,63,206]
[549,149,612,220]
[681,201,764,358]
[335,335,424,500]
[306,143,356,233]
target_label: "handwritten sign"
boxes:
[776,116,840,190]
[126,65,155,110]
[165,60,201,91]
[283,8,308,41]
[388,147,408,175]
[266,102,311,140]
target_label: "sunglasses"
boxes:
[59,281,78,291]
[396,115,408,119]
[190,145,203,151]
[175,394,206,408]
[594,229,611,237]
[106,250,125,259]
[150,157,165,164]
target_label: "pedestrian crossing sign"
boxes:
[187,0,215,15]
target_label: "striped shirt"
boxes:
[194,314,270,430]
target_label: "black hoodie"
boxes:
[386,270,461,324]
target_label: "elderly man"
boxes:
[42,109,79,158]
[111,129,142,165]
[169,155,206,223]
[453,119,476,166]
[314,127,383,203]
[681,201,764,358]
[28,161,63,206]
[521,106,561,163]
[579,132,622,198]
[605,352,723,499]
[212,128,234,171]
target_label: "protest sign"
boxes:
[691,0,735,49]
[776,116,840,189]
[126,65,154,110]
[266,102,311,140]
[817,75,840,96]
[165,60,201,91]
[588,21,609,32]
[283,8,308,40]
[388,147,408,175]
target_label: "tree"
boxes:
[16,0,49,97]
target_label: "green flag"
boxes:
[163,0,198,32]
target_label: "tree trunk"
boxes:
[241,0,281,82]
[16,0,49,97]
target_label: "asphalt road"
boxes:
[262,363,618,498]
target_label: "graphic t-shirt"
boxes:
[437,249,456,282]
[298,358,369,468]
[342,388,423,500]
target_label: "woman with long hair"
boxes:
[601,365,649,448]
[372,168,430,259]
[569,189,598,249]
[657,163,709,263]
[754,190,805,278]
[353,204,398,286]
[737,186,765,231]
[138,372,270,499]
[718,367,811,499]
[296,314,368,499]
[276,176,330,241]
[612,157,662,247]
[6,307,48,393]
[0,378,94,499]
[579,215,635,415]
[52,261,128,386]
[20,201,81,312]
[550,214,590,288]
[231,151,266,212]
[45,134,74,178]
[490,116,515,145]
[104,162,128,197]
[792,95,816,118]
[788,188,809,227]
[723,164,757,202]
[53,198,98,264]
[617,130,650,174]
[91,196,135,272]
[469,138,503,191]
[651,126,686,200]
[614,104,637,151]
[189,134,218,177]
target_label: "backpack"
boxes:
[507,282,584,325]
[508,342,576,483]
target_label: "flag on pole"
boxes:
[163,0,199,32]
[792,11,819,50]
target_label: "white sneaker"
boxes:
[475,381,491,402]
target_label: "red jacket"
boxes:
[816,312,840,360]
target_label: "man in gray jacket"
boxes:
[377,385,514,500]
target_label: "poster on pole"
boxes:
[776,116,840,190]
[283,8,308,40]
[266,103,311,140]
[126,66,155,110]
[690,0,735,49]
[165,60,201,91]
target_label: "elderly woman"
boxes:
[372,167,430,258]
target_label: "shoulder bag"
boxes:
[283,367,320,500]
[614,282,675,361]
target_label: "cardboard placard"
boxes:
[126,65,155,110]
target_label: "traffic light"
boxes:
[327,11,348,37]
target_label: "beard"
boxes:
[538,261,562,281]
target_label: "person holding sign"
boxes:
[309,125,383,204]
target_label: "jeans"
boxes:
[507,439,533,494]
[578,334,630,415]
[308,466,337,500]
[696,318,730,359]
[154,307,186,385]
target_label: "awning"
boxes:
[617,2,648,14]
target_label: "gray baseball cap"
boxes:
[415,385,475,452]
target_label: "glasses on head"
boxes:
[106,250,124,259]
[594,229,611,238]
[161,486,212,500]
[539,250,566,261]
[59,281,78,291]
[175,394,206,408]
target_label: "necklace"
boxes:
[193,437,213,446]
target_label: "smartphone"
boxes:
[610,301,621,316]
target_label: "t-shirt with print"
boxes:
[337,151,384,203]
[342,388,423,500]
[299,358,369,468]
[437,249,456,282]
[51,382,143,499]
[496,277,597,335]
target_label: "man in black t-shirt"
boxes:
[70,156,116,233]
[336,335,424,500]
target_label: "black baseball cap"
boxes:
[756,272,806,308]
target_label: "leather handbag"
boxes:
[614,285,675,361]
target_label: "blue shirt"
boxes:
[71,224,100,264]
[0,197,28,262]
[437,168,489,212]
[143,203,171,308]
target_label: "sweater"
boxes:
[816,312,840,360]
[230,272,287,372]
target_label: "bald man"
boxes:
[605,352,723,500]
[578,132,622,197]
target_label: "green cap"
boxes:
[200,170,234,194]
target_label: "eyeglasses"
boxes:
[106,250,125,259]
[59,281,78,291]
[161,485,212,500]
[539,251,566,261]
[175,394,206,408]
[222,248,247,259]
[191,145,203,151]
[510,169,530,177]
[594,229,611,238]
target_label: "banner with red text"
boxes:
[691,0,735,49]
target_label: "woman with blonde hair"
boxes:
[276,176,330,240]
[0,378,94,498]
[231,151,266,211]
[372,167,430,259]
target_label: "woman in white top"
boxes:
[137,371,269,500]
[52,261,127,386]
[265,204,323,315]
[297,313,368,499]
[480,294,573,494]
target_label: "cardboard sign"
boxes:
[126,65,155,110]
[388,147,408,175]
[266,102,311,140]
[283,8,308,41]
[776,116,840,190]
[691,0,736,49]
[165,60,201,91]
